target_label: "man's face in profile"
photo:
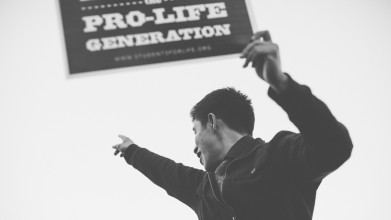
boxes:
[193,120,221,171]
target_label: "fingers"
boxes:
[241,40,275,59]
[241,30,274,65]
[112,143,124,157]
[113,147,125,157]
[113,144,120,156]
[241,43,277,68]
[114,135,133,157]
[241,41,264,67]
[251,31,272,42]
[241,40,264,59]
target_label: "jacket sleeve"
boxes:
[268,74,353,181]
[123,144,205,210]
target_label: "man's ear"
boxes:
[208,113,217,131]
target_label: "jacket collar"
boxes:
[197,136,265,196]
[224,135,265,160]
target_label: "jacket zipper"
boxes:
[219,145,262,220]
[207,173,236,220]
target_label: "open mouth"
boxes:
[194,147,202,165]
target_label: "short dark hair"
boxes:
[190,87,255,135]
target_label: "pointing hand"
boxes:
[112,135,134,157]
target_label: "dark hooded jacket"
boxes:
[124,76,353,220]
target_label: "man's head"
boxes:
[190,87,255,171]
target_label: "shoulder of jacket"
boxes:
[269,130,298,144]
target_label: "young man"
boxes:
[112,31,353,220]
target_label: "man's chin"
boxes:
[204,163,219,172]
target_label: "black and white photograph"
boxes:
[0,0,390,219]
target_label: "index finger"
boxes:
[240,40,264,58]
[118,134,129,141]
[251,31,272,42]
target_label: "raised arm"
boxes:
[240,31,353,180]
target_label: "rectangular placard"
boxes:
[59,0,254,74]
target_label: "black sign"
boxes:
[59,0,254,74]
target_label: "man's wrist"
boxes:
[270,73,289,94]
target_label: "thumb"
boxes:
[252,31,272,42]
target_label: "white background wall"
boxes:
[1,0,390,219]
